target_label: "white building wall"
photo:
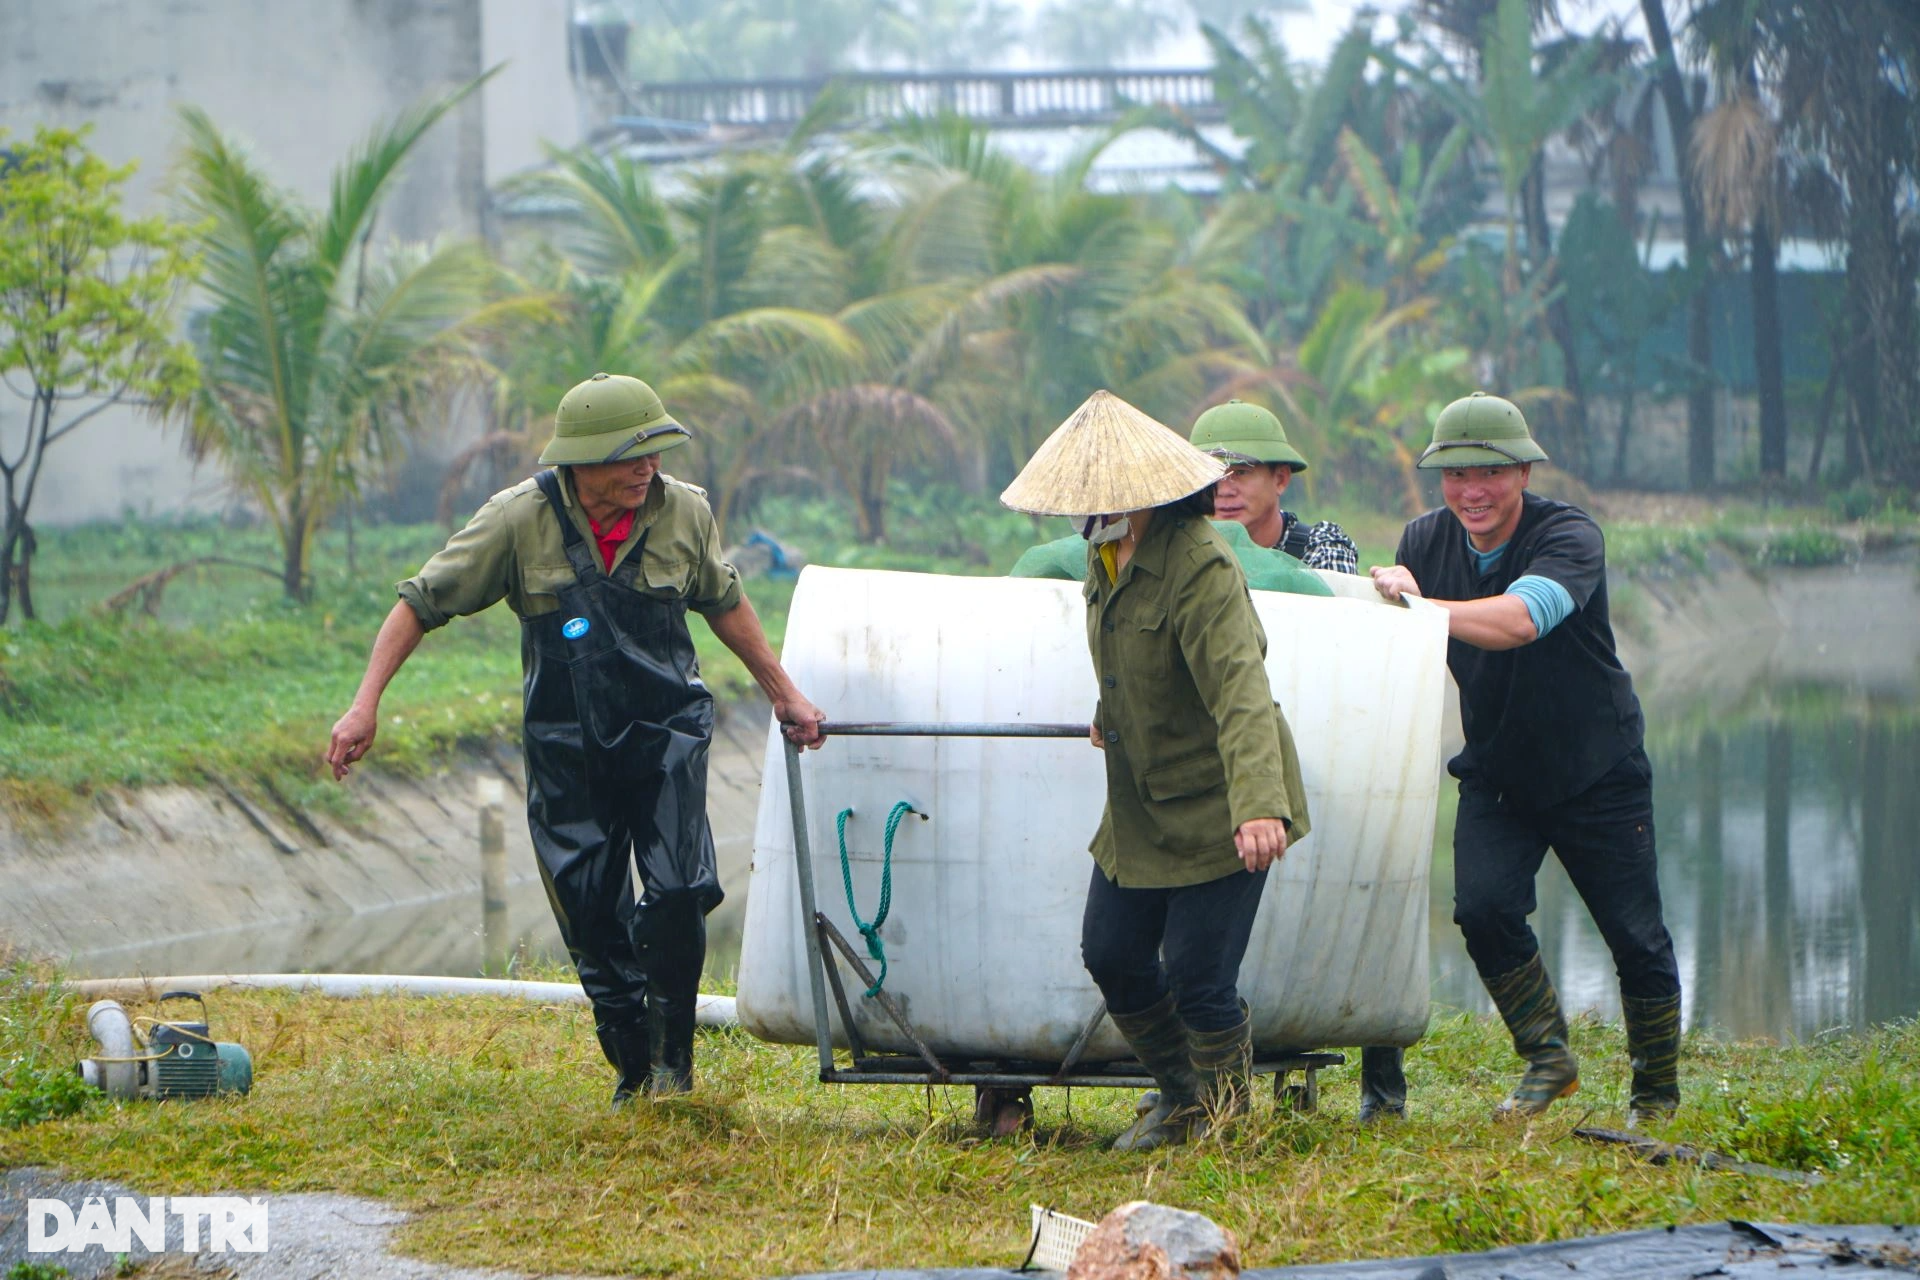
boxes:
[0,0,580,525]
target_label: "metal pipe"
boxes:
[783,738,837,1078]
[820,722,1088,737]
[63,975,736,1027]
[823,1054,1345,1090]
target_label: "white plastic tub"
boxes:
[735,566,1449,1062]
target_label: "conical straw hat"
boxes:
[1000,390,1227,517]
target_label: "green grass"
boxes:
[3,961,1915,1278]
[0,487,1042,820]
[0,518,798,823]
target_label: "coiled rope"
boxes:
[835,801,914,997]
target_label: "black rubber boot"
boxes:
[1188,1008,1254,1136]
[597,1021,652,1107]
[1622,992,1682,1127]
[1485,953,1581,1119]
[1108,993,1201,1152]
[634,892,706,1097]
[648,994,695,1096]
[1358,1046,1407,1122]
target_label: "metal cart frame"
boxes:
[779,723,1343,1111]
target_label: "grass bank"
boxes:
[2,967,1915,1278]
[3,488,1912,823]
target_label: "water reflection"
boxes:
[1430,704,1920,1041]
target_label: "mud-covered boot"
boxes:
[1485,954,1580,1119]
[1108,993,1201,1152]
[1188,1009,1254,1137]
[1358,1046,1407,1122]
[597,1021,652,1107]
[1622,992,1682,1128]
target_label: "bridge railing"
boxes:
[625,68,1223,132]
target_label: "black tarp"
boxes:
[790,1221,1919,1280]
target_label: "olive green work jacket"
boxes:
[396,469,743,631]
[1086,513,1310,888]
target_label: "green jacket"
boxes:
[1087,514,1310,887]
[1010,520,1334,597]
[396,469,742,630]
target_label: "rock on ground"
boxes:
[1067,1201,1240,1280]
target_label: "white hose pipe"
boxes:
[80,999,140,1098]
[64,974,737,1027]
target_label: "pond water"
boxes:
[64,576,1920,1045]
[1430,706,1919,1041]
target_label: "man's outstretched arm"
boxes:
[705,594,828,747]
[1370,565,1538,650]
[326,601,427,780]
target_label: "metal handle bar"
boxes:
[815,721,1088,737]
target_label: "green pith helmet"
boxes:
[539,372,692,466]
[1418,392,1548,469]
[1189,400,1309,472]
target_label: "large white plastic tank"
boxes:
[736,566,1449,1062]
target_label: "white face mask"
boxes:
[1081,514,1131,545]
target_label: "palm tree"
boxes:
[876,116,1267,477]
[501,137,938,539]
[175,73,529,601]
[1407,0,1618,441]
[1709,0,1920,489]
[1686,0,1791,482]
[1639,0,1719,490]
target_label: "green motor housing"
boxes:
[146,1021,251,1098]
[143,994,253,1099]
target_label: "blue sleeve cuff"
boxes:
[1506,574,1575,638]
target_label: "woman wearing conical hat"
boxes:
[1002,390,1311,1151]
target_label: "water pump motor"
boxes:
[78,991,252,1100]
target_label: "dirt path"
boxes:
[2,1166,607,1280]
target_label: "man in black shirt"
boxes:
[1370,393,1681,1125]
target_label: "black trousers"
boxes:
[1452,747,1680,1000]
[1080,864,1267,1032]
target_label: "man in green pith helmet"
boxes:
[1371,392,1681,1126]
[1190,398,1405,1123]
[1190,400,1358,573]
[1007,397,1335,599]
[327,372,827,1105]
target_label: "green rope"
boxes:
[836,801,914,997]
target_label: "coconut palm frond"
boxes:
[314,69,497,281]
[1690,93,1777,233]
[173,93,503,600]
[881,170,1001,285]
[511,144,678,278]
[741,225,855,314]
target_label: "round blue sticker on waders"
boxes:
[562,617,590,640]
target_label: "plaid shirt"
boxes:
[1280,511,1359,575]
